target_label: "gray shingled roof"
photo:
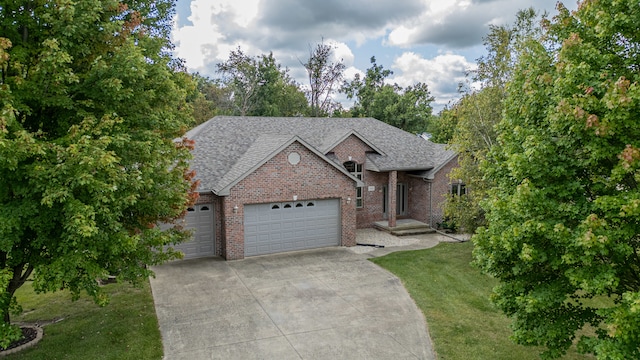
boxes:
[187,116,456,194]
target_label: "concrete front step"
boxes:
[372,219,435,236]
[390,228,436,236]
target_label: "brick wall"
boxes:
[408,175,430,224]
[429,156,459,227]
[328,134,380,228]
[222,141,357,260]
[329,134,373,164]
[357,171,386,227]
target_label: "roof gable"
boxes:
[213,135,363,196]
[321,129,385,156]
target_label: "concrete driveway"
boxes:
[150,246,437,360]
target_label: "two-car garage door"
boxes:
[170,199,340,259]
[244,199,341,257]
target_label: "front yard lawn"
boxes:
[6,279,162,360]
[371,241,591,360]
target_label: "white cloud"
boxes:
[344,66,364,82]
[171,0,578,110]
[391,52,477,110]
[385,0,574,49]
[330,41,355,66]
[172,0,262,73]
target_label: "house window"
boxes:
[396,183,408,215]
[343,161,363,208]
[450,182,467,196]
[382,185,387,214]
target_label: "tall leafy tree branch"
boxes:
[302,40,345,117]
[0,0,196,346]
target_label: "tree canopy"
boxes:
[432,8,541,233]
[474,1,640,358]
[0,0,195,346]
[342,57,434,133]
[217,48,307,117]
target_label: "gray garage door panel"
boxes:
[244,199,340,257]
[173,204,215,259]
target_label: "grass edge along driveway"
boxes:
[371,241,591,360]
[8,279,162,360]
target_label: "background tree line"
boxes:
[190,42,435,135]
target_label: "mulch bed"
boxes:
[1,327,39,352]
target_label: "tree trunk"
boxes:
[2,263,33,325]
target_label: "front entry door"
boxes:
[383,183,408,217]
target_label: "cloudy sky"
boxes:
[172,0,578,112]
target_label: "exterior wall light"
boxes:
[233,205,238,213]
[346,197,351,204]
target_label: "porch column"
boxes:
[388,170,397,228]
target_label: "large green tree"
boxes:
[217,48,307,116]
[474,1,640,358]
[189,73,230,124]
[342,57,434,133]
[433,8,541,233]
[0,0,195,346]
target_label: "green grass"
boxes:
[371,242,591,360]
[6,279,163,360]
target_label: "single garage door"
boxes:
[244,199,340,257]
[172,204,215,259]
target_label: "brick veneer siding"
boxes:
[408,176,430,224]
[221,141,357,260]
[328,134,378,228]
[329,134,373,165]
[357,171,387,227]
[429,156,459,227]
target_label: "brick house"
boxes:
[173,116,457,260]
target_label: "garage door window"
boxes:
[271,201,316,209]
